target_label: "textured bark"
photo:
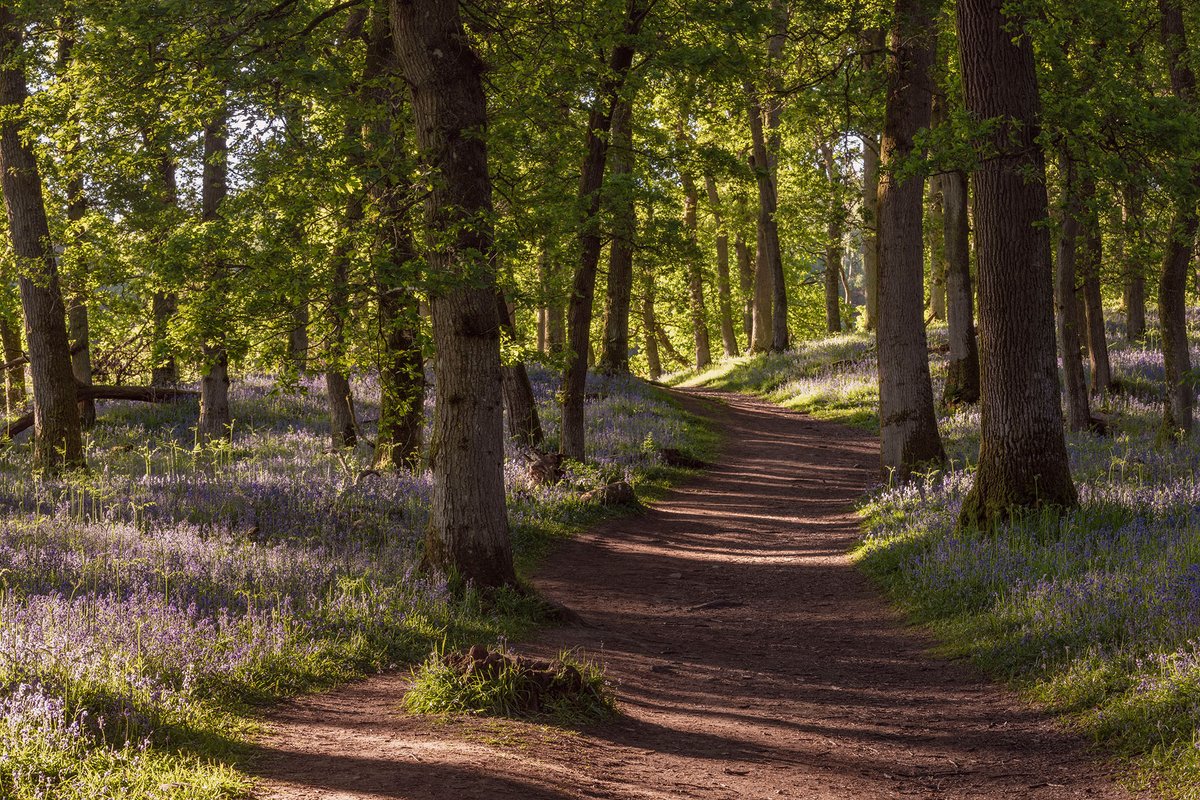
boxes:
[956,0,1077,525]
[560,0,648,460]
[1120,186,1146,342]
[1079,198,1111,398]
[599,96,635,374]
[366,2,424,470]
[197,110,233,445]
[704,177,739,358]
[1054,155,1092,433]
[0,5,82,471]
[641,270,661,380]
[860,29,885,332]
[746,93,778,353]
[0,309,22,419]
[820,142,844,334]
[392,0,514,589]
[497,292,543,449]
[734,231,754,347]
[680,170,711,368]
[764,3,788,352]
[941,170,979,406]
[151,154,179,387]
[926,175,947,321]
[58,30,94,430]
[1156,0,1197,437]
[543,249,565,357]
[876,0,945,480]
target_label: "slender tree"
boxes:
[876,0,945,480]
[940,168,979,405]
[196,108,233,444]
[599,95,636,374]
[1055,154,1092,432]
[704,176,739,357]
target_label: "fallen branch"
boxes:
[3,383,198,440]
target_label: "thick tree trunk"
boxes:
[1120,186,1146,342]
[680,171,711,368]
[560,0,648,461]
[735,231,754,347]
[704,177,739,358]
[0,6,82,472]
[366,2,424,470]
[0,309,23,419]
[1156,0,1198,438]
[1079,198,1112,398]
[941,169,979,406]
[196,110,233,445]
[392,0,515,589]
[599,96,635,374]
[151,154,179,387]
[1055,155,1092,433]
[956,0,1077,525]
[821,142,844,334]
[876,0,945,481]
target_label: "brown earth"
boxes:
[251,389,1147,800]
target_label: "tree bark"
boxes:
[704,176,739,357]
[1055,155,1092,433]
[599,95,635,374]
[497,291,543,449]
[1120,186,1146,342]
[680,170,711,368]
[0,4,83,471]
[1078,192,1111,398]
[392,0,514,589]
[862,135,881,333]
[926,174,947,321]
[640,270,661,380]
[4,382,197,440]
[734,230,754,347]
[876,0,945,480]
[941,169,979,406]
[366,1,424,470]
[560,0,648,460]
[196,109,233,445]
[0,308,22,420]
[821,142,844,334]
[956,0,1077,525]
[1156,0,1197,438]
[151,153,179,387]
[746,92,779,353]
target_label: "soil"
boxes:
[251,389,1147,800]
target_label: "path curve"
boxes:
[252,389,1145,800]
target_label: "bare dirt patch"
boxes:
[251,389,1148,800]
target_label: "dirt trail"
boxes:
[252,390,1144,800]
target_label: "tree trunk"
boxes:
[544,249,565,357]
[862,135,881,333]
[560,0,649,461]
[366,1,424,470]
[288,300,309,374]
[599,95,635,374]
[640,269,662,380]
[1156,0,1197,438]
[941,169,979,406]
[735,230,754,347]
[0,309,23,419]
[1055,155,1092,433]
[1079,194,1111,398]
[1120,186,1146,342]
[196,109,233,445]
[746,91,779,353]
[876,0,945,481]
[680,171,711,368]
[926,174,947,321]
[151,153,179,387]
[392,0,515,589]
[956,0,1077,525]
[497,291,544,449]
[0,5,83,472]
[821,142,844,334]
[704,176,739,357]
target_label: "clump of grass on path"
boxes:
[404,644,615,725]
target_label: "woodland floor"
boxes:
[249,390,1147,800]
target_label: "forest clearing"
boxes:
[0,0,1198,798]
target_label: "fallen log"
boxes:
[3,383,198,439]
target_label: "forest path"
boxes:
[251,389,1143,800]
